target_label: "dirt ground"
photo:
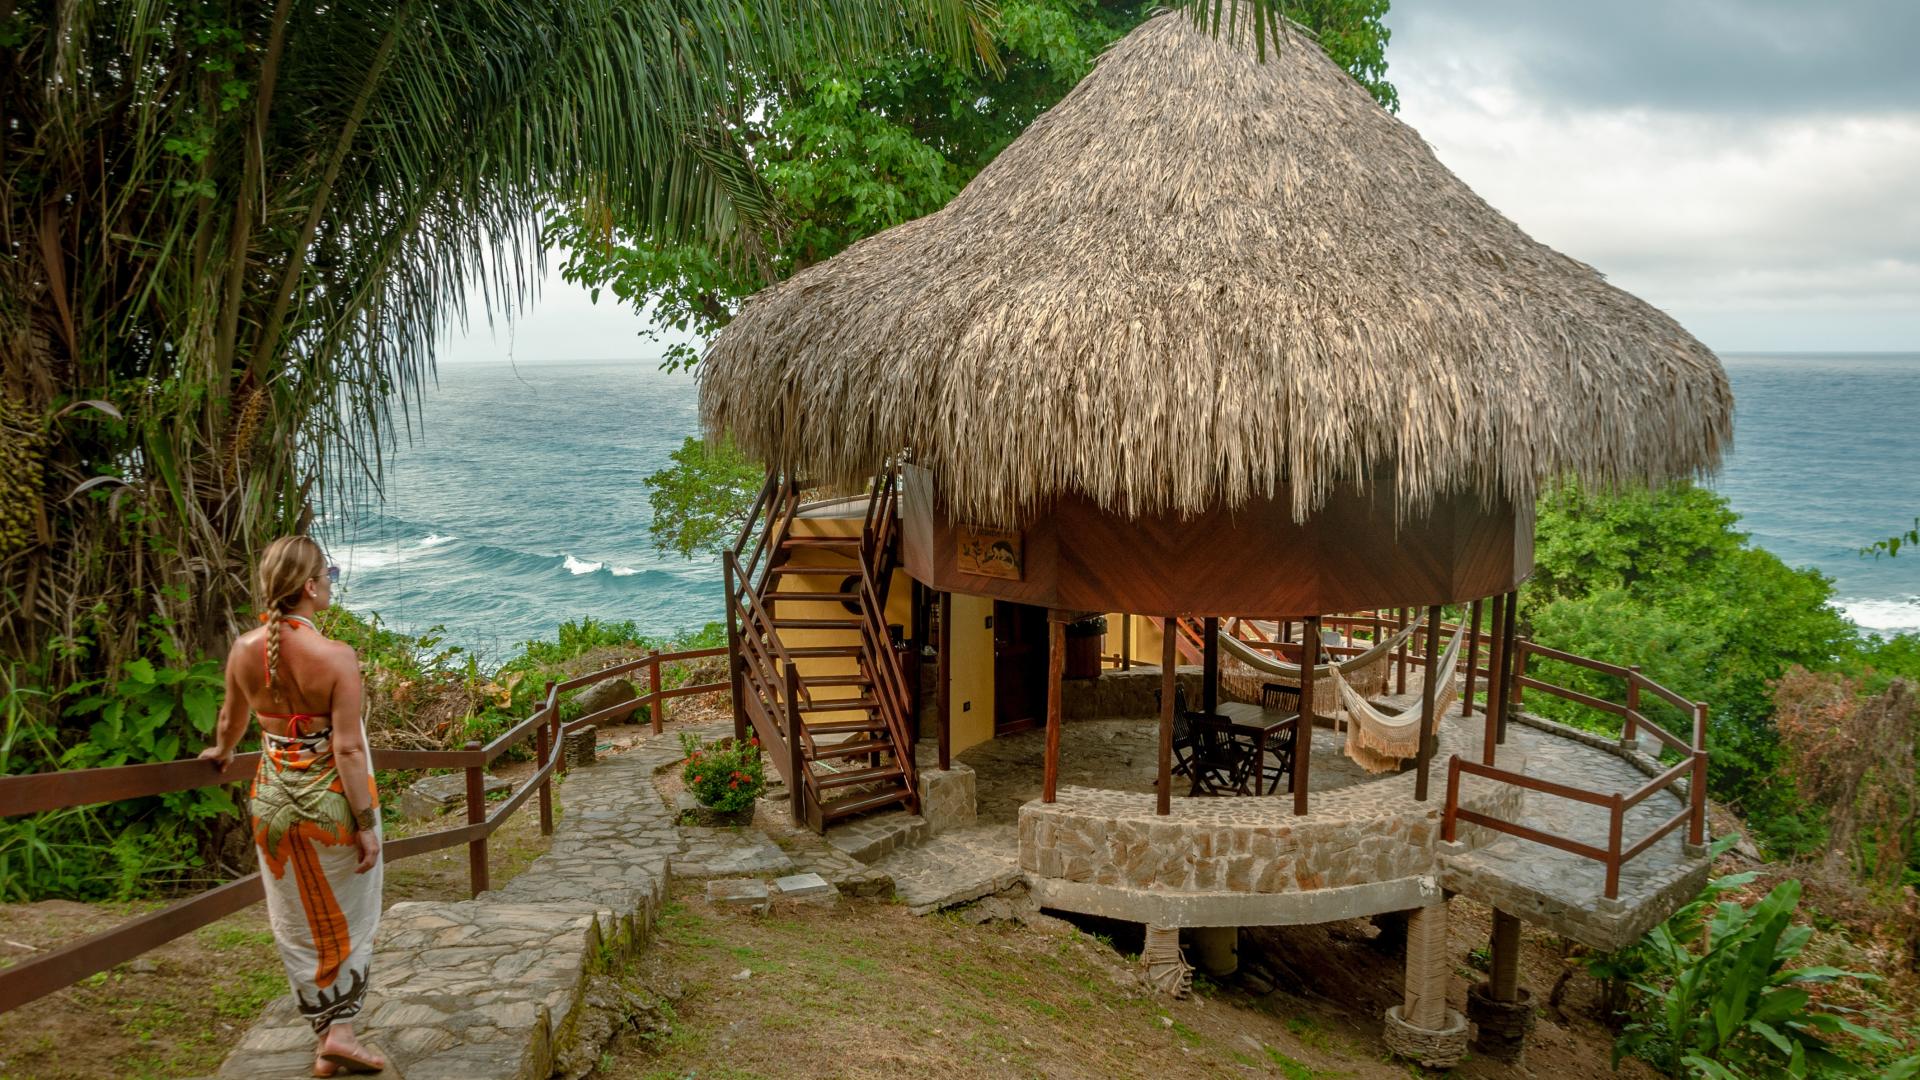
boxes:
[599,882,1658,1080]
[0,774,556,1080]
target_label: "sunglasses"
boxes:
[322,565,340,584]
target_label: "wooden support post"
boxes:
[1294,615,1319,817]
[1604,792,1625,899]
[1158,618,1175,816]
[1489,909,1522,1002]
[786,664,806,826]
[1395,607,1408,695]
[464,741,489,898]
[937,591,952,772]
[725,559,746,744]
[1690,704,1710,848]
[1403,903,1448,1029]
[1043,616,1065,803]
[1415,605,1441,802]
[1202,616,1219,716]
[535,719,553,835]
[1483,593,1506,766]
[1499,590,1520,745]
[649,649,665,734]
[1463,598,1483,717]
[1624,665,1642,746]
[1121,614,1132,670]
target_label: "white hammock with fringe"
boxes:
[1217,613,1425,706]
[1334,620,1468,774]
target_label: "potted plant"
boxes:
[1063,615,1108,679]
[676,732,766,826]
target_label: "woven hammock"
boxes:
[1335,620,1468,774]
[1217,614,1425,707]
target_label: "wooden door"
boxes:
[993,601,1049,734]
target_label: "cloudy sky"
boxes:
[442,0,1919,363]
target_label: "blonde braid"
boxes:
[265,609,286,706]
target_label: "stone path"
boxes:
[868,827,1022,914]
[214,722,726,1080]
[1443,715,1712,950]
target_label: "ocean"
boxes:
[326,354,1920,657]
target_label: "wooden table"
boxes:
[1189,711,1299,796]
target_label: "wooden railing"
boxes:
[857,464,918,811]
[1441,640,1708,900]
[1154,604,1711,900]
[723,472,816,824]
[0,648,724,1014]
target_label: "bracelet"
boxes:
[354,807,377,832]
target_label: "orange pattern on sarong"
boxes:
[287,830,353,988]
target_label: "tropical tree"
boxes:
[552,0,1397,550]
[0,0,1001,684]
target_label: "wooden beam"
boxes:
[1120,613,1132,670]
[1201,616,1219,716]
[1294,615,1319,817]
[1043,616,1065,802]
[1395,607,1408,695]
[1483,593,1506,766]
[1415,604,1442,802]
[937,591,952,772]
[1159,618,1175,815]
[1498,589,1520,745]
[1463,597,1483,717]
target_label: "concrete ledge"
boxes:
[1438,843,1712,952]
[1030,873,1442,928]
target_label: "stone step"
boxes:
[824,808,929,864]
[868,830,1023,915]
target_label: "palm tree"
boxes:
[0,0,1302,676]
[0,0,1008,673]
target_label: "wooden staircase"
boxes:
[724,468,920,832]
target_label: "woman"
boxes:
[200,536,386,1076]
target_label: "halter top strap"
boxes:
[260,615,327,736]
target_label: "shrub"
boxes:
[679,733,765,813]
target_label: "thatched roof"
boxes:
[700,11,1732,526]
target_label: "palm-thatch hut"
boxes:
[706,11,1729,1065]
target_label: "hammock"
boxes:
[1335,619,1469,774]
[1217,613,1425,707]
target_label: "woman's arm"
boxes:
[198,638,252,766]
[326,644,382,872]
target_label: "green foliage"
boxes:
[1860,518,1919,560]
[1610,873,1900,1079]
[645,437,767,558]
[1526,481,1870,855]
[680,732,767,812]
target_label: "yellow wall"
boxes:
[1100,613,1168,668]
[947,593,996,754]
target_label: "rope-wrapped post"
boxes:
[1294,615,1320,817]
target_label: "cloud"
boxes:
[1386,0,1920,350]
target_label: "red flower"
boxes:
[729,780,739,789]
[691,775,702,784]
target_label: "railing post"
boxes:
[1623,666,1642,747]
[649,649,665,735]
[1604,793,1624,900]
[535,714,553,836]
[465,740,489,898]
[1442,756,1461,842]
[725,557,747,744]
[1690,703,1709,849]
[785,664,807,827]
[552,696,568,776]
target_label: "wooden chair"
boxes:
[1186,715,1261,796]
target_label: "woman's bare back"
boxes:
[227,622,355,736]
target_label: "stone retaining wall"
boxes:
[1060,668,1205,720]
[1018,725,1521,927]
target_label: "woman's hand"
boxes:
[354,828,381,873]
[198,744,234,768]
